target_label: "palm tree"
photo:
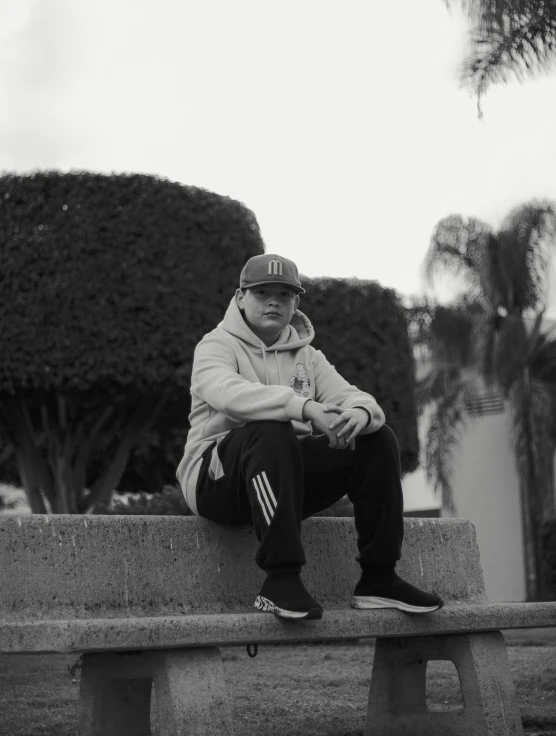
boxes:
[412,199,556,600]
[446,1,556,114]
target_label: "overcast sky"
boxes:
[2,0,556,314]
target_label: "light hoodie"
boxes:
[177,297,384,513]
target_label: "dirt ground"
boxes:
[0,639,555,736]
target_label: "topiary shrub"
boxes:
[0,171,264,513]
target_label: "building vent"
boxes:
[465,391,505,417]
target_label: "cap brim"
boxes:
[242,280,305,294]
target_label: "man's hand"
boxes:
[322,404,370,448]
[303,401,353,449]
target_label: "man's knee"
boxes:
[374,424,398,445]
[356,424,398,450]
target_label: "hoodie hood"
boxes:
[219,297,315,351]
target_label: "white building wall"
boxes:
[402,398,527,602]
[402,402,440,512]
[448,410,526,602]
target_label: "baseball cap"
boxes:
[240,253,305,293]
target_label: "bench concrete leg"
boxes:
[364,632,523,736]
[78,652,153,736]
[77,647,233,736]
[151,648,234,736]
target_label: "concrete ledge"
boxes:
[1,516,487,620]
[2,602,555,654]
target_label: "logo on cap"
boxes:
[268,259,283,276]
[239,253,305,293]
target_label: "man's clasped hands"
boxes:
[302,401,371,450]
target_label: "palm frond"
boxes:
[446,1,556,107]
[497,202,556,312]
[509,374,556,518]
[423,215,492,298]
[410,296,485,372]
[474,310,530,391]
[446,1,533,26]
[416,364,465,412]
[525,322,556,425]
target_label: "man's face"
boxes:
[236,284,300,344]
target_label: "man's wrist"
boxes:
[302,399,315,421]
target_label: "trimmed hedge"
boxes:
[0,171,264,395]
[0,171,264,511]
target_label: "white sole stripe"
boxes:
[260,471,277,508]
[253,476,272,525]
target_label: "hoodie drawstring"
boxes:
[261,343,269,385]
[261,345,283,386]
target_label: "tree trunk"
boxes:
[1,392,168,515]
[85,397,168,513]
[518,475,538,601]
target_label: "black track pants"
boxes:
[195,421,404,573]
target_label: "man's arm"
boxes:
[313,350,385,434]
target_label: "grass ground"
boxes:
[1,638,555,736]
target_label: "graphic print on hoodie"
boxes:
[177,297,381,513]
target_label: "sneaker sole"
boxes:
[254,595,323,620]
[350,595,443,614]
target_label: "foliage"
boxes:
[0,484,28,513]
[446,1,556,113]
[0,171,264,513]
[0,171,263,395]
[95,485,192,516]
[542,517,556,598]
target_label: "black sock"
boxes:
[360,564,395,583]
[265,567,302,577]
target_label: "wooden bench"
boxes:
[1,514,555,735]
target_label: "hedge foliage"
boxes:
[95,485,192,516]
[0,171,264,395]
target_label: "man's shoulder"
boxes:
[195,326,238,353]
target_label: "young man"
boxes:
[177,254,443,620]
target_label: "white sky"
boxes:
[2,0,556,314]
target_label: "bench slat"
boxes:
[1,602,555,654]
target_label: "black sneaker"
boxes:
[350,572,444,614]
[254,572,323,620]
